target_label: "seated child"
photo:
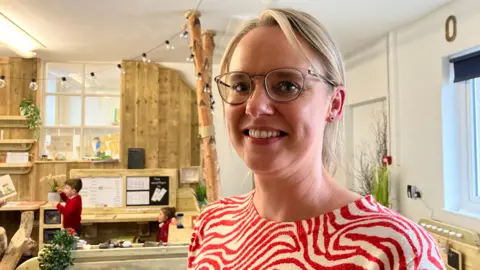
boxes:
[156,207,177,243]
[52,178,83,236]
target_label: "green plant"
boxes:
[195,181,208,207]
[38,229,76,270]
[372,166,389,207]
[353,111,391,207]
[19,98,42,140]
[48,179,59,193]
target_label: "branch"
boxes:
[0,211,34,270]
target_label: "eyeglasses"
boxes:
[214,68,335,105]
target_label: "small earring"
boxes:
[330,116,335,121]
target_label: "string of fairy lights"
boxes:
[0,0,215,111]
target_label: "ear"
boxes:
[327,87,346,122]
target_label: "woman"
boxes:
[188,8,444,270]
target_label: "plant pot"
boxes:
[47,192,61,202]
[20,108,26,116]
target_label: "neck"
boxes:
[68,194,77,199]
[253,158,339,222]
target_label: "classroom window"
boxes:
[41,63,121,161]
[444,50,480,215]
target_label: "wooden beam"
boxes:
[185,10,220,202]
[0,211,34,270]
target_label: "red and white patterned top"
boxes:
[188,191,445,270]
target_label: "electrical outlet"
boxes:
[407,185,419,200]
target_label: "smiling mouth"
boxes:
[243,129,288,139]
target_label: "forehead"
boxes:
[229,26,323,74]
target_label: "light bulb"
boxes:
[117,64,125,74]
[165,40,174,50]
[142,53,148,63]
[60,77,69,89]
[181,31,189,39]
[29,79,38,91]
[0,76,6,89]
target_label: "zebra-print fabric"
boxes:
[188,191,445,270]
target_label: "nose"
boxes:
[245,78,275,118]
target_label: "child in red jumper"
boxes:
[52,178,83,236]
[156,207,177,244]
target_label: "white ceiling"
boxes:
[0,0,452,63]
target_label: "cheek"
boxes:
[224,106,243,137]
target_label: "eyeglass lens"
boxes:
[217,68,305,104]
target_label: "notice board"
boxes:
[126,176,170,206]
[79,177,123,208]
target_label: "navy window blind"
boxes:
[450,50,480,83]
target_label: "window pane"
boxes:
[83,128,120,159]
[475,78,480,197]
[45,95,82,126]
[84,96,120,126]
[45,63,83,93]
[85,64,121,94]
[42,128,81,160]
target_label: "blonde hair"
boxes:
[219,8,346,175]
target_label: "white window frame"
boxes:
[456,79,480,214]
[40,62,120,160]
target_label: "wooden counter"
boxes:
[0,201,45,211]
[17,244,189,270]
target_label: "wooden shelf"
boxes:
[0,139,35,151]
[0,162,33,174]
[0,201,45,211]
[43,224,62,229]
[0,115,28,128]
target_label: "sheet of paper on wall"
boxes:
[0,174,17,200]
[79,177,123,207]
[126,176,150,190]
[126,191,149,205]
[6,152,29,163]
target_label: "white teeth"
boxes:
[248,129,282,139]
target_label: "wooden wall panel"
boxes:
[0,58,41,202]
[0,58,40,140]
[121,61,200,170]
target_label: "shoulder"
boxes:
[194,192,252,232]
[341,196,444,269]
[188,192,252,253]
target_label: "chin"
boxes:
[244,155,289,175]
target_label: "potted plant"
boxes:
[195,181,208,210]
[40,174,66,202]
[38,229,76,270]
[354,111,391,208]
[19,98,42,140]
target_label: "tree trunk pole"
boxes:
[185,10,220,202]
[0,211,34,270]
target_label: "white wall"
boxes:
[344,0,480,232]
[160,62,253,198]
[341,38,390,190]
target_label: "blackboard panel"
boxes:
[149,176,169,206]
[125,176,169,206]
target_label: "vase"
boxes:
[20,108,26,116]
[47,192,60,202]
